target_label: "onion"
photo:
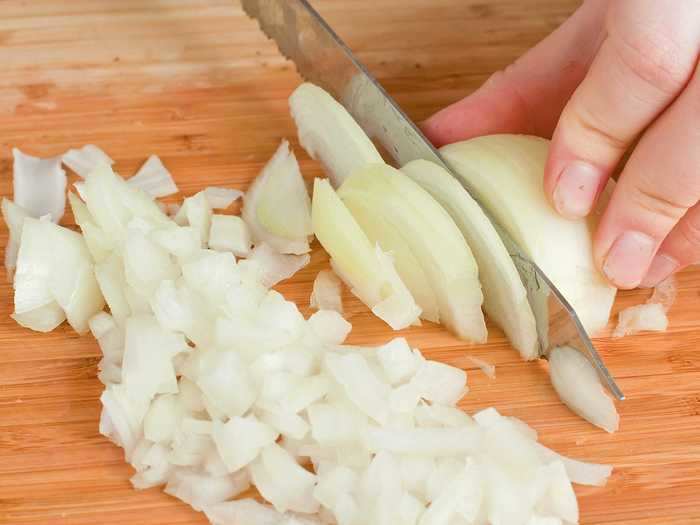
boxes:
[310,269,343,314]
[13,148,67,223]
[174,192,213,246]
[208,214,252,257]
[127,155,179,198]
[441,135,617,336]
[8,138,615,525]
[548,346,619,433]
[62,144,114,178]
[338,163,486,343]
[247,243,310,287]
[466,355,496,379]
[612,302,668,338]
[203,186,244,210]
[242,140,312,255]
[1,198,30,280]
[402,159,537,359]
[289,82,383,188]
[312,178,421,330]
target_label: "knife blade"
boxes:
[241,0,624,401]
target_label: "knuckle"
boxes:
[611,27,693,95]
[678,210,700,247]
[628,183,691,223]
[567,105,629,151]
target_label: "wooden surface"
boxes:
[0,1,699,524]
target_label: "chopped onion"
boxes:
[339,163,486,343]
[242,140,312,255]
[212,415,278,472]
[289,82,383,188]
[402,159,537,359]
[441,135,617,336]
[548,346,619,433]
[164,467,249,512]
[62,144,114,178]
[1,198,30,280]
[247,243,310,288]
[612,302,668,338]
[310,269,343,314]
[312,178,420,330]
[203,186,244,210]
[174,192,212,246]
[208,214,252,257]
[127,155,179,198]
[12,148,67,223]
[68,192,113,263]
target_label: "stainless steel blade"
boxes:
[241,0,624,401]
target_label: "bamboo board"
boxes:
[1,1,699,524]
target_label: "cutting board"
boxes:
[1,1,699,524]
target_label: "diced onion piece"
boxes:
[181,250,240,304]
[174,192,212,246]
[68,192,113,262]
[144,394,182,443]
[95,254,131,326]
[1,198,30,280]
[127,155,179,198]
[212,415,279,472]
[325,352,390,424]
[203,186,244,209]
[612,302,668,338]
[441,135,616,336]
[376,337,420,386]
[208,214,252,257]
[204,498,303,525]
[402,159,537,359]
[339,164,486,343]
[536,443,612,487]
[548,346,619,433]
[310,269,343,314]
[62,144,114,178]
[150,225,201,259]
[164,468,249,512]
[250,443,318,514]
[13,148,66,223]
[534,461,579,524]
[242,140,312,255]
[312,178,420,330]
[247,243,309,288]
[123,226,179,297]
[13,216,104,333]
[289,82,383,188]
[365,426,480,456]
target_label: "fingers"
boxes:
[593,62,700,289]
[545,0,700,219]
[640,204,700,287]
[421,0,607,147]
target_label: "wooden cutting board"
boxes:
[1,1,699,524]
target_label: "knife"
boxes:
[241,0,624,401]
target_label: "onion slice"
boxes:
[441,135,617,336]
[312,178,420,330]
[289,82,383,188]
[339,163,486,343]
[612,302,668,338]
[203,186,244,210]
[1,198,30,280]
[402,159,537,358]
[548,346,619,433]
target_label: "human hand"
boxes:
[423,0,700,289]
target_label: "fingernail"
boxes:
[553,161,601,219]
[639,253,679,288]
[603,231,656,288]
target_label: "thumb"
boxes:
[422,0,607,147]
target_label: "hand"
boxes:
[422,0,700,289]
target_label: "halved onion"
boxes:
[441,135,616,336]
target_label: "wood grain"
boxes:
[0,1,699,524]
